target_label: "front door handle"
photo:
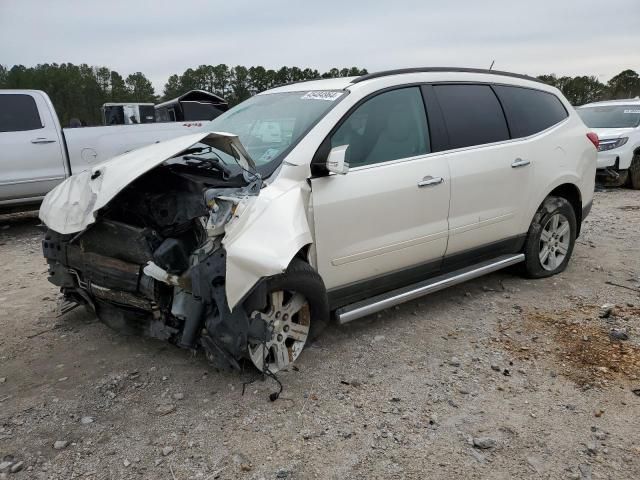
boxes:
[511,158,530,168]
[31,138,56,144]
[418,176,444,187]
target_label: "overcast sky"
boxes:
[1,0,638,93]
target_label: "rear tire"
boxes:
[522,196,577,278]
[627,155,640,190]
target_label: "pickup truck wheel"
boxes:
[627,155,640,190]
[247,259,329,373]
[522,196,576,278]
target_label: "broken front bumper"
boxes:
[42,224,270,369]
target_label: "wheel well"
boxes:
[294,244,312,262]
[549,183,582,231]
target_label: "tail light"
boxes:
[586,132,599,149]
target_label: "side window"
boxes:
[433,84,509,149]
[493,86,568,138]
[331,87,430,167]
[0,94,43,133]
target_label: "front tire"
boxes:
[522,196,577,278]
[247,259,329,373]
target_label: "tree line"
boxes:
[537,70,640,106]
[1,63,639,127]
[0,63,367,126]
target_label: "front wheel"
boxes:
[247,259,329,373]
[522,196,577,278]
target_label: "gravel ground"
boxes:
[0,190,639,480]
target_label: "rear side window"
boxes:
[493,86,568,138]
[331,87,430,167]
[0,94,43,132]
[433,84,509,149]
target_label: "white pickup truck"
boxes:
[0,90,212,212]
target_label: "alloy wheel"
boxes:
[249,290,311,373]
[538,213,571,271]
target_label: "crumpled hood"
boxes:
[39,132,256,234]
[592,127,634,140]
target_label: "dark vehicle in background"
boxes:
[102,103,156,125]
[155,90,229,122]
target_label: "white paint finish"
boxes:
[311,154,450,290]
[62,121,213,173]
[591,126,638,169]
[264,77,356,94]
[444,138,533,255]
[223,168,313,308]
[0,90,67,202]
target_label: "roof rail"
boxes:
[351,67,544,85]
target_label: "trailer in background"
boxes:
[102,103,156,125]
[155,90,228,122]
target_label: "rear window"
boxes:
[577,105,640,129]
[493,86,568,137]
[433,84,509,149]
[0,94,43,132]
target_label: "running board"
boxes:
[335,253,525,324]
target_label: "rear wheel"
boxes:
[627,155,640,190]
[522,196,577,278]
[248,259,329,373]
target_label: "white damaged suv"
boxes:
[40,68,597,373]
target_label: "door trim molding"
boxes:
[0,175,65,187]
[331,230,448,266]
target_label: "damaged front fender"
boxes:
[222,177,313,309]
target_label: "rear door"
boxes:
[0,92,67,204]
[427,84,533,267]
[311,86,451,305]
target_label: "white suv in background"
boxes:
[40,68,597,373]
[577,98,640,188]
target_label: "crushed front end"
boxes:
[41,134,272,369]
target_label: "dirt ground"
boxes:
[0,189,639,480]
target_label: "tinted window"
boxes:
[0,94,43,132]
[494,86,568,137]
[434,84,509,149]
[331,87,430,167]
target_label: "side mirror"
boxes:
[326,145,350,175]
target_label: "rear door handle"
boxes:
[511,158,530,168]
[31,138,56,144]
[418,176,444,187]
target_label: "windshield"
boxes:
[206,90,346,174]
[577,105,640,129]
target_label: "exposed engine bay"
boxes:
[42,137,278,370]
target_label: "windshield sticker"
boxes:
[301,91,343,101]
[623,109,640,114]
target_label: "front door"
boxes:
[310,87,451,306]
